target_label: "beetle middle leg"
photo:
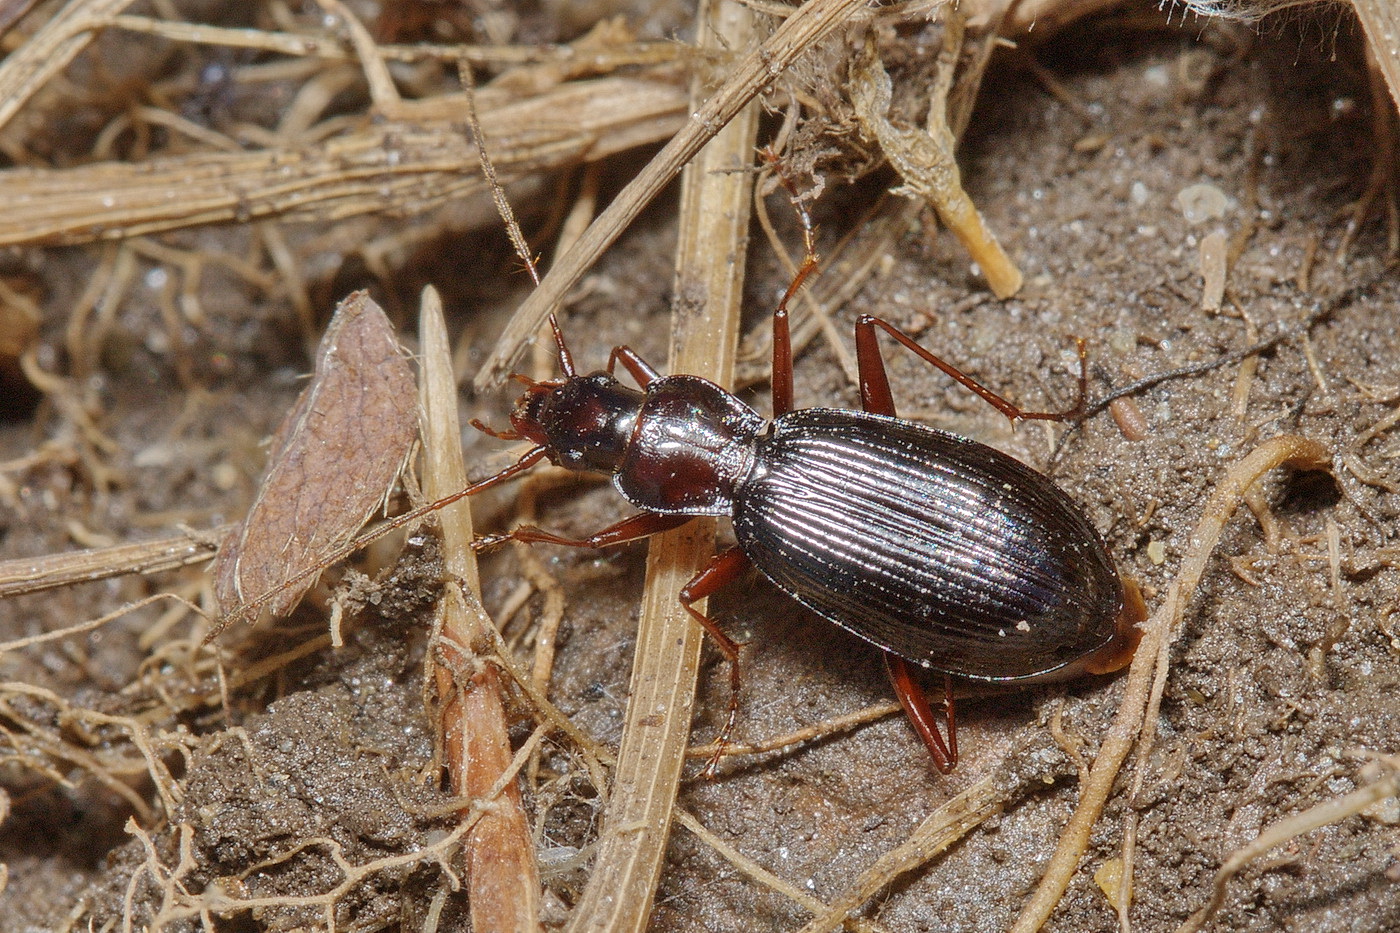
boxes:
[885,658,957,773]
[761,177,980,773]
[476,513,749,774]
[678,546,751,777]
[855,315,1088,424]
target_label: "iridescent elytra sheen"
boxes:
[734,408,1125,681]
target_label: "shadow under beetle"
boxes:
[459,284,1144,775]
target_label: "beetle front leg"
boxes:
[473,511,693,552]
[679,546,751,777]
[885,655,957,774]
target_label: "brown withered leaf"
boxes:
[213,291,417,620]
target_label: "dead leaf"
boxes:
[212,291,417,620]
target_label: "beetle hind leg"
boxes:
[885,655,958,774]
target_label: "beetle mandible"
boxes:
[463,273,1143,774]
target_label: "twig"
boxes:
[849,15,1024,298]
[474,0,874,391]
[1175,760,1400,933]
[420,286,541,932]
[0,75,686,247]
[686,700,901,759]
[0,530,221,598]
[1008,435,1331,933]
[674,808,888,933]
[1351,0,1400,115]
[798,737,1075,933]
[0,0,142,133]
[560,2,765,930]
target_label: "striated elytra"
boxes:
[735,407,1129,683]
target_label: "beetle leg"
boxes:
[768,257,817,416]
[771,305,795,417]
[472,512,693,551]
[855,315,1089,423]
[606,346,663,387]
[468,418,522,440]
[884,655,958,774]
[679,546,752,777]
[761,146,820,419]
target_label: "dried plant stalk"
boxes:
[798,765,1036,933]
[0,529,220,598]
[0,0,142,133]
[559,1,763,930]
[420,286,540,932]
[1176,760,1400,933]
[850,24,1023,299]
[0,75,685,247]
[1009,434,1331,933]
[1353,0,1400,113]
[476,0,874,391]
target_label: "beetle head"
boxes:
[509,372,644,475]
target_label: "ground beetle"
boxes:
[459,281,1144,774]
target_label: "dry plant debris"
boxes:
[212,291,416,625]
[419,285,541,932]
[850,22,1024,298]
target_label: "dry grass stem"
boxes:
[0,592,202,655]
[1009,434,1331,933]
[0,75,686,247]
[0,529,220,598]
[559,2,766,930]
[673,808,889,933]
[420,285,541,932]
[0,0,141,133]
[1351,0,1400,114]
[1176,759,1400,933]
[475,0,874,391]
[104,13,682,69]
[686,700,902,759]
[797,757,1065,933]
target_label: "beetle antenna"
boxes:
[458,60,542,288]
[547,313,576,377]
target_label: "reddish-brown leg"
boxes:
[473,511,693,552]
[762,161,967,773]
[771,306,795,417]
[606,345,662,387]
[762,146,820,420]
[855,314,1088,424]
[885,658,957,773]
[679,546,752,776]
